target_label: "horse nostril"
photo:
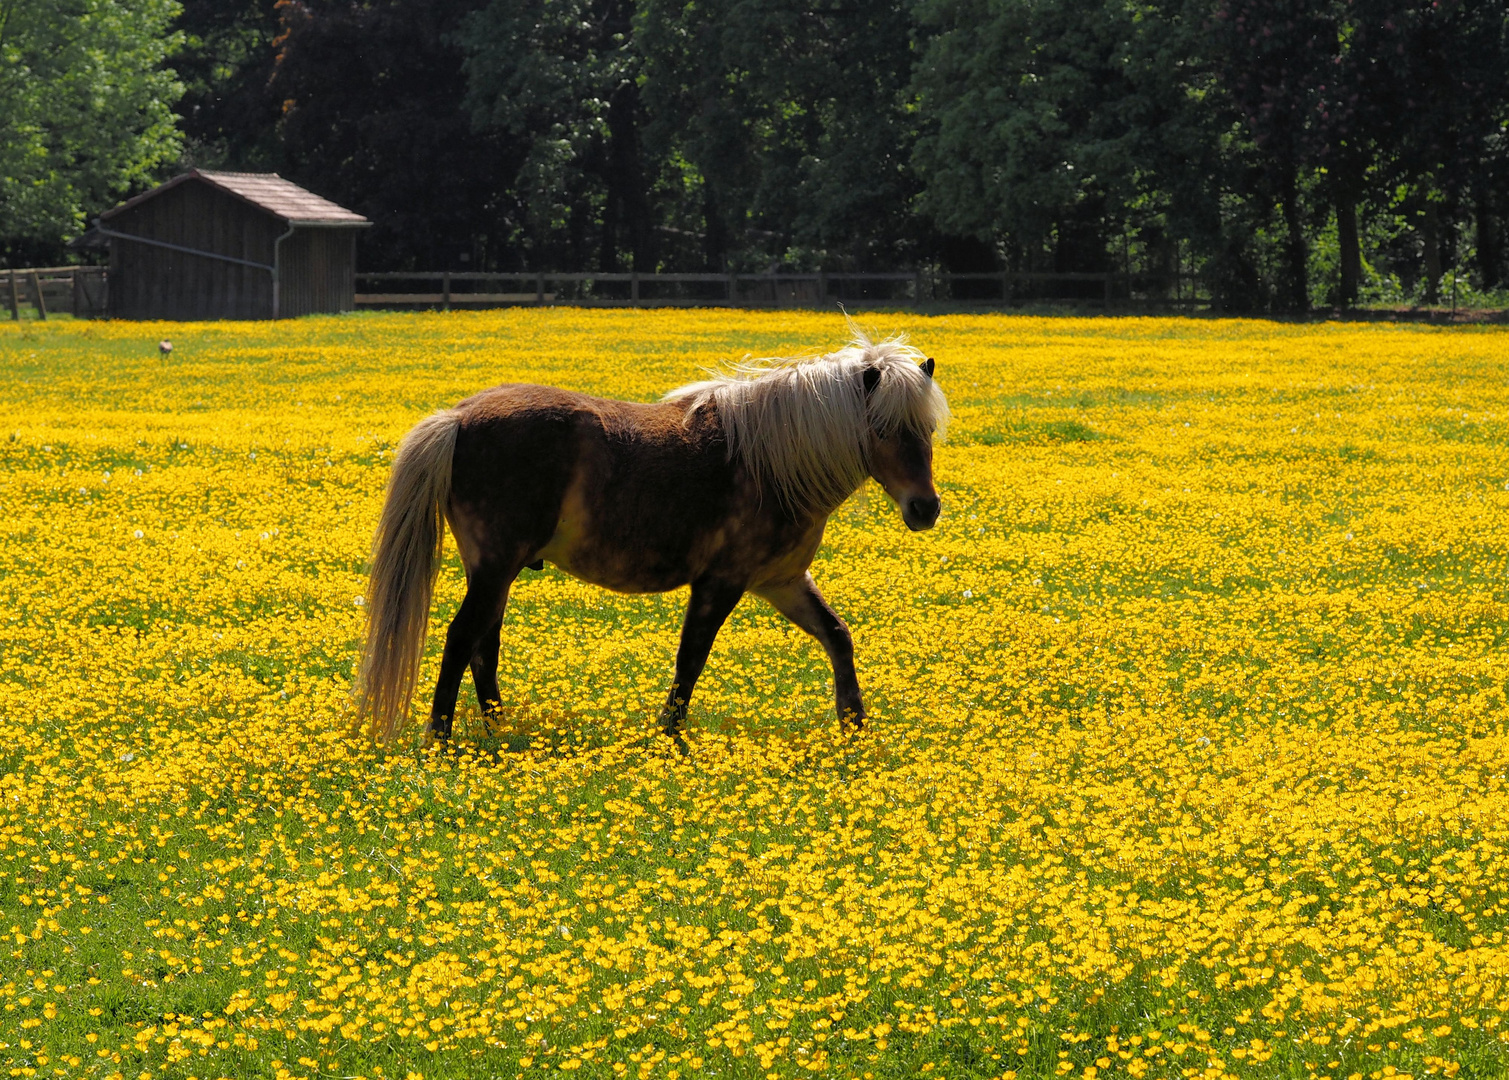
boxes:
[907,495,941,524]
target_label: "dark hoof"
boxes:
[425,715,453,748]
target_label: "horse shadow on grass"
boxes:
[401,699,881,780]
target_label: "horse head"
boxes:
[864,357,942,531]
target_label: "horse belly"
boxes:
[539,511,704,593]
[535,469,720,594]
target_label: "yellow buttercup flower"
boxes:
[0,310,1504,1079]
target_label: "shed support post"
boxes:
[30,273,46,320]
[72,269,80,317]
[7,272,17,320]
[631,272,639,307]
[442,272,451,312]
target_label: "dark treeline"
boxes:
[4,0,1507,311]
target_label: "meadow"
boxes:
[0,309,1506,1080]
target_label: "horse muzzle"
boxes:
[902,494,941,531]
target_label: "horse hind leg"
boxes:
[470,618,503,721]
[429,563,514,743]
[661,576,746,752]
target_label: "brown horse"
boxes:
[356,331,949,747]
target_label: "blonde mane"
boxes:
[665,329,950,513]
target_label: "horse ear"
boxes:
[862,366,882,397]
[921,357,935,379]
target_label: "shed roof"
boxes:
[100,169,369,226]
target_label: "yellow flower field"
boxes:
[0,309,1506,1080]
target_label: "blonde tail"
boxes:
[356,410,460,742]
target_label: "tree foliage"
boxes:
[0,0,183,260]
[3,0,1507,310]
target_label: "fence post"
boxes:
[7,272,17,320]
[535,273,545,305]
[1000,271,1011,306]
[30,272,46,320]
[727,273,737,306]
[442,272,451,312]
[631,272,640,307]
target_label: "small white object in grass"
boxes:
[102,472,110,482]
[1196,736,1211,747]
[963,590,973,599]
[159,340,172,355]
[1345,531,1354,541]
[353,596,364,606]
[133,529,143,539]
[120,750,135,762]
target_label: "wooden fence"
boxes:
[355,270,1206,310]
[0,266,1206,319]
[4,267,108,320]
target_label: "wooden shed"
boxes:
[96,170,370,320]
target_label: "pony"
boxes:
[356,330,949,748]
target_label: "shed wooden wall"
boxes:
[109,181,279,320]
[107,178,361,320]
[279,228,358,317]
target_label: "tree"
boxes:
[459,0,653,272]
[637,0,922,270]
[272,0,527,270]
[1357,0,1509,299]
[910,0,1232,284]
[0,0,183,263]
[172,0,282,172]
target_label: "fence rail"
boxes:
[4,267,108,320]
[355,270,1208,310]
[0,265,1210,320]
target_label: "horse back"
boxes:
[446,384,748,591]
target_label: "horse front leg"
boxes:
[660,577,745,751]
[429,565,513,744]
[754,573,865,731]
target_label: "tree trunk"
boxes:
[1476,188,1500,290]
[702,188,728,272]
[1421,200,1442,304]
[1279,165,1308,313]
[1337,195,1360,308]
[606,78,654,272]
